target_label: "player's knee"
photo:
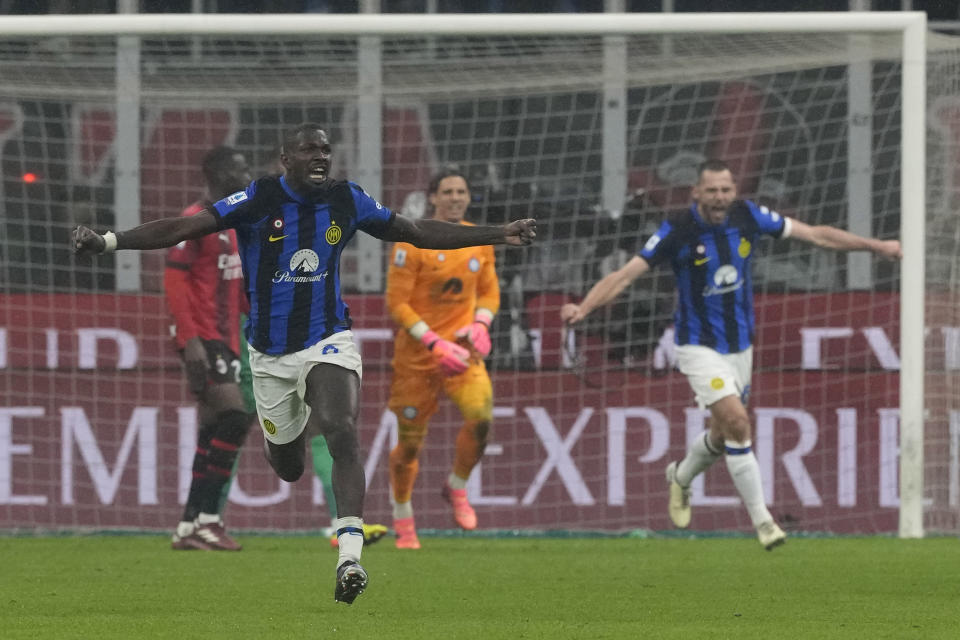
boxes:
[313,405,356,436]
[264,439,305,482]
[461,401,492,427]
[397,430,424,459]
[397,420,427,444]
[722,416,752,443]
[275,461,305,482]
[391,440,422,464]
[319,416,360,461]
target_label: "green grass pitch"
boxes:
[1,535,958,639]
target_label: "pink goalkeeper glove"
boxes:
[421,330,470,376]
[454,317,492,358]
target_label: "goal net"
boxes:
[1,13,958,538]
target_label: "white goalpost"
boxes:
[0,12,954,539]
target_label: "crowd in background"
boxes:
[1,0,957,19]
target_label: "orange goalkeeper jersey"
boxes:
[386,226,500,369]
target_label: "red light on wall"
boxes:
[22,172,37,183]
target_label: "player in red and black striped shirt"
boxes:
[165,146,253,551]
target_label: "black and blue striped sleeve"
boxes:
[638,219,677,267]
[211,178,271,230]
[349,182,396,239]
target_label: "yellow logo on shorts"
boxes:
[263,419,277,436]
[710,378,725,390]
[325,223,342,245]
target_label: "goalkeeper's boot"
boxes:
[757,520,786,551]
[442,483,477,530]
[394,516,421,550]
[194,518,243,551]
[330,523,389,549]
[334,560,368,605]
[665,461,692,529]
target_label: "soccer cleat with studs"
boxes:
[393,516,421,550]
[193,521,242,551]
[334,560,368,604]
[757,520,787,551]
[171,527,212,551]
[330,523,390,549]
[665,461,692,529]
[442,483,477,530]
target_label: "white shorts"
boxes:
[675,344,753,409]
[248,330,363,445]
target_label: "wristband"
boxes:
[102,231,118,253]
[474,308,494,327]
[408,320,430,341]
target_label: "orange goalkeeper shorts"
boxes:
[388,360,493,431]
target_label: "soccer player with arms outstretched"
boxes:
[213,160,388,551]
[165,146,253,552]
[73,123,537,604]
[385,167,499,549]
[561,159,900,549]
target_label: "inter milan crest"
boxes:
[326,222,342,245]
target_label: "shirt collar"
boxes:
[280,175,309,204]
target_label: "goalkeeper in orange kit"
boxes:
[385,167,500,549]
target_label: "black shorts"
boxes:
[183,339,241,386]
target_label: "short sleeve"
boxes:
[349,182,395,238]
[638,220,677,267]
[211,179,265,230]
[747,200,787,238]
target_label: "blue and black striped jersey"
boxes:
[639,200,788,354]
[211,175,395,355]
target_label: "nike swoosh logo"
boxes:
[268,234,288,242]
[694,257,710,265]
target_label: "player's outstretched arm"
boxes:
[72,210,219,257]
[561,255,650,325]
[382,215,536,249]
[787,219,902,260]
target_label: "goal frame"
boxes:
[0,11,927,537]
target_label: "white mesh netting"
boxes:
[1,22,959,535]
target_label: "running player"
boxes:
[385,167,499,549]
[561,159,900,550]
